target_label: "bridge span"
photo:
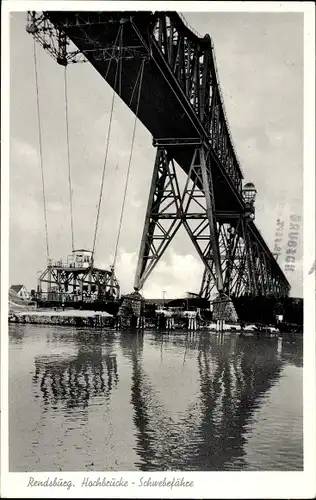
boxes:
[26,10,290,299]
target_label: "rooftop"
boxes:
[10,285,24,293]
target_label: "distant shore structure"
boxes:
[9,284,30,300]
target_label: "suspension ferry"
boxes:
[35,249,121,316]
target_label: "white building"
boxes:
[9,284,30,300]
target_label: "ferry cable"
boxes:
[112,58,145,270]
[33,37,50,260]
[91,26,123,262]
[64,65,75,252]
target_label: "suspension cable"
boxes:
[64,65,75,252]
[112,58,145,269]
[91,26,123,261]
[33,38,50,260]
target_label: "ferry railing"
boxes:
[47,259,90,269]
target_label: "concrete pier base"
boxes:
[212,292,239,325]
[117,291,145,330]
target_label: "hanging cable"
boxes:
[91,26,123,261]
[33,38,50,260]
[64,65,75,252]
[112,58,145,269]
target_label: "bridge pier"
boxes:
[212,292,239,330]
[117,291,145,330]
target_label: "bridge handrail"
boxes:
[211,43,243,176]
[178,12,202,38]
[177,12,243,177]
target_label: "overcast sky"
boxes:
[9,10,303,298]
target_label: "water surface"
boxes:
[9,325,303,471]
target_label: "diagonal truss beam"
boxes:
[200,217,291,299]
[134,148,183,289]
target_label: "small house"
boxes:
[9,284,30,300]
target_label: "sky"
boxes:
[9,10,304,298]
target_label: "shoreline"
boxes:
[8,309,302,336]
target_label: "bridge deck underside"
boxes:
[47,11,241,212]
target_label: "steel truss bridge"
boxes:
[26,10,290,299]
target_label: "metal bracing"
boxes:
[198,218,274,300]
[26,11,147,65]
[134,147,183,290]
[181,145,223,291]
[26,12,84,65]
[261,252,270,295]
[255,242,267,295]
[199,217,293,299]
[199,222,235,299]
[221,222,241,296]
[242,220,259,296]
[199,215,294,300]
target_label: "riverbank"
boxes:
[9,309,114,327]
[8,309,302,336]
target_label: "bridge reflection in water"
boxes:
[121,333,283,470]
[29,329,301,471]
[33,338,118,411]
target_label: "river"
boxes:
[9,324,303,471]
